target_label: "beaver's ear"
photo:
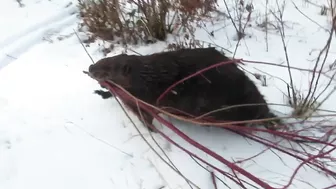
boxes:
[122,63,132,76]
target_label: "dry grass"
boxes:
[77,0,218,46]
[15,0,24,7]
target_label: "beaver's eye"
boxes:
[122,64,131,76]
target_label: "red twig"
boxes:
[231,130,336,177]
[107,82,274,188]
[90,56,336,189]
[106,82,336,188]
[284,145,336,188]
[323,184,336,189]
[211,171,218,189]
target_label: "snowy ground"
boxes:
[1,0,336,189]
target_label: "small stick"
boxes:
[211,171,218,189]
[73,29,95,64]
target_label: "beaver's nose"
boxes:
[88,64,96,73]
[88,65,101,78]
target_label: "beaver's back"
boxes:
[125,48,271,122]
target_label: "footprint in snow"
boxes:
[0,140,11,150]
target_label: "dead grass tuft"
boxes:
[77,0,218,46]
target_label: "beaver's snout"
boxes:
[92,71,109,80]
[88,64,109,81]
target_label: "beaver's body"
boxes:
[88,48,279,129]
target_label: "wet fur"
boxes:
[88,48,280,130]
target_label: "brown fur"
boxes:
[88,48,280,130]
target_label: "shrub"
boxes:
[77,0,219,45]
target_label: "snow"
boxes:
[0,0,335,189]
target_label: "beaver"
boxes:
[87,47,281,130]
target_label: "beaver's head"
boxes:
[88,54,133,88]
